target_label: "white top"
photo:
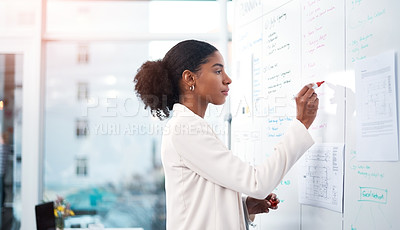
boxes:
[161,103,314,230]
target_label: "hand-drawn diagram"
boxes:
[299,143,344,212]
[350,188,392,229]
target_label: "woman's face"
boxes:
[194,51,232,105]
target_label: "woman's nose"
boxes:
[224,74,232,85]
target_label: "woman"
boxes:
[134,40,318,230]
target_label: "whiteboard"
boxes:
[232,0,400,229]
[345,0,400,229]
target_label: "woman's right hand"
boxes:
[295,84,319,129]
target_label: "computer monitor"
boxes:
[35,202,56,230]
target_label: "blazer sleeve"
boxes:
[170,118,314,199]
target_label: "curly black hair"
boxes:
[134,40,218,120]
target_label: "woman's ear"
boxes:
[182,70,196,88]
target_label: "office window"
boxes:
[46,1,149,35]
[43,1,232,229]
[75,119,88,137]
[75,157,88,176]
[77,82,89,101]
[0,54,23,229]
[44,41,166,229]
[77,45,90,65]
[149,1,222,33]
[0,0,37,33]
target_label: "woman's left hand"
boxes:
[246,193,280,215]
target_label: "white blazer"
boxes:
[161,103,314,230]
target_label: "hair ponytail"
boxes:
[134,60,178,119]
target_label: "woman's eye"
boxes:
[216,70,222,74]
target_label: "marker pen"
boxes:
[293,81,324,99]
[270,198,278,207]
[311,81,325,89]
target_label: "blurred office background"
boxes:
[0,0,233,229]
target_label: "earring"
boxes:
[189,85,195,91]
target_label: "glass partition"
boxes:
[44,41,168,229]
[43,1,233,229]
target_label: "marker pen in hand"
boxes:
[269,198,278,208]
[293,81,325,99]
